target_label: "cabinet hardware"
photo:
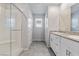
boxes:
[66,49,71,56]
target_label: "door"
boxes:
[32,15,45,41]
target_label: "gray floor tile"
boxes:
[21,42,50,56]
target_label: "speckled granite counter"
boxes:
[51,32,79,42]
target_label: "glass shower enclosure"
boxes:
[0,3,26,56]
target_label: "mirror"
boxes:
[71,4,79,32]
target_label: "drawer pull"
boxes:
[66,49,71,56]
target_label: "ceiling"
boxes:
[28,3,61,15]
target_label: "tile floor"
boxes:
[20,41,51,56]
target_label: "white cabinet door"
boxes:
[54,36,61,56]
[61,37,79,56]
[60,37,71,56]
[50,34,61,55]
[60,37,67,56]
[66,39,79,56]
[50,34,54,48]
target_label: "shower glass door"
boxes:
[0,4,10,56]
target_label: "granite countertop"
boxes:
[51,32,79,42]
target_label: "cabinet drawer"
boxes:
[67,39,79,56]
[61,37,79,56]
[51,43,59,55]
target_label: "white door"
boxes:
[32,16,45,41]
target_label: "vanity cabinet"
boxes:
[50,34,61,56]
[50,33,79,56]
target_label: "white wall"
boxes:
[48,6,60,32]
[59,4,71,32]
[59,4,75,32]
[48,4,75,32]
